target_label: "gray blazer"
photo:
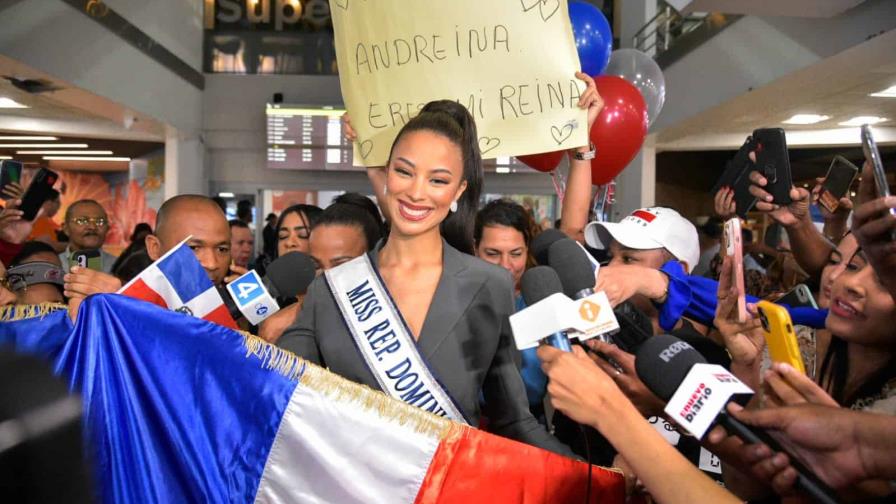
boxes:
[278,241,574,457]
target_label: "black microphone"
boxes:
[216,284,244,322]
[635,334,840,504]
[263,251,316,307]
[547,238,595,299]
[548,238,656,352]
[530,228,567,266]
[520,266,571,351]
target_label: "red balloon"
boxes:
[516,150,564,173]
[590,75,648,185]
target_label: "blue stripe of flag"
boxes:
[156,244,213,302]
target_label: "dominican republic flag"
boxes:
[117,237,237,329]
[0,295,624,503]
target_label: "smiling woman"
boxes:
[278,100,574,457]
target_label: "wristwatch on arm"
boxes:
[573,142,596,161]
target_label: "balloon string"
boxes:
[550,169,566,204]
[592,184,612,223]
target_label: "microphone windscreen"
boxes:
[265,251,317,298]
[530,228,566,266]
[547,238,595,297]
[520,266,564,306]
[634,334,707,401]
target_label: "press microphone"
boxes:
[530,228,567,266]
[635,334,840,504]
[217,284,245,322]
[548,238,595,299]
[263,251,316,307]
[520,266,571,351]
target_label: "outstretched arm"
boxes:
[559,72,603,242]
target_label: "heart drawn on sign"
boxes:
[333,0,349,10]
[520,0,560,22]
[359,140,374,159]
[551,123,575,145]
[478,137,501,155]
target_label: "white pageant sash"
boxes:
[325,255,469,424]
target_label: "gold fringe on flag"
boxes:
[240,332,306,382]
[0,303,67,322]
[239,331,458,440]
[300,361,458,440]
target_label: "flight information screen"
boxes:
[266,103,535,173]
[266,104,358,170]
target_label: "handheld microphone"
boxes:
[530,228,567,266]
[635,335,840,504]
[548,238,595,299]
[263,251,316,307]
[217,284,245,322]
[520,266,571,351]
[224,269,280,326]
[549,238,655,351]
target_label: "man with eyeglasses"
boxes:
[58,199,118,274]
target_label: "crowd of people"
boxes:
[1,72,895,503]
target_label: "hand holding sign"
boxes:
[517,71,603,174]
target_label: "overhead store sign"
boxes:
[331,0,588,167]
[203,0,332,31]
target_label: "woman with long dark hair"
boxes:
[275,204,322,257]
[279,83,600,453]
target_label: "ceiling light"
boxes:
[218,192,235,198]
[0,155,11,160]
[838,116,889,127]
[43,156,130,161]
[0,97,28,108]
[495,167,510,174]
[0,143,88,148]
[870,85,896,98]
[782,114,830,125]
[0,135,58,140]
[17,150,113,155]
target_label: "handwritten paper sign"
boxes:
[330,0,588,166]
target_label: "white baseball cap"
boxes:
[584,207,700,273]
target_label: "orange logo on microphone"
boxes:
[579,300,600,322]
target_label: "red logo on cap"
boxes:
[631,210,657,223]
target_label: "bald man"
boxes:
[65,195,232,319]
[146,195,232,285]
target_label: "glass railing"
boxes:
[632,1,739,65]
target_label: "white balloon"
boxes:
[605,49,666,127]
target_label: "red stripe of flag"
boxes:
[120,278,168,309]
[203,304,239,330]
[414,428,625,503]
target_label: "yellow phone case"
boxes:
[757,301,805,374]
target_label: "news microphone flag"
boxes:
[0,296,624,503]
[117,237,238,329]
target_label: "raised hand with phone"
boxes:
[713,255,765,390]
[0,199,35,245]
[852,125,896,301]
[742,130,835,278]
[812,156,858,241]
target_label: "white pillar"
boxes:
[165,125,207,198]
[611,141,656,220]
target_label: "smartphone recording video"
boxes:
[818,156,858,214]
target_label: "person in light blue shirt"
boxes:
[474,199,547,422]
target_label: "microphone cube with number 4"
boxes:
[226,270,280,325]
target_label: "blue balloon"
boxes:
[568,1,613,76]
